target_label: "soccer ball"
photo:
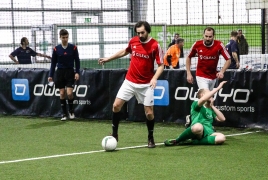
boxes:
[101,136,117,151]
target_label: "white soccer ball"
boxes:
[101,136,117,151]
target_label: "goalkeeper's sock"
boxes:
[112,112,120,136]
[175,127,195,143]
[192,136,216,145]
[146,119,154,139]
[68,98,74,112]
[60,99,67,115]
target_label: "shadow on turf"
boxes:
[25,121,66,129]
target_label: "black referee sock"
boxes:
[146,119,155,139]
[112,112,120,136]
[60,99,67,115]
[68,98,74,112]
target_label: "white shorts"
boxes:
[116,79,154,106]
[196,76,216,90]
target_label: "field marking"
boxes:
[0,131,261,165]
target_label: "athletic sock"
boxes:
[60,99,67,115]
[146,119,155,139]
[68,98,74,112]
[175,127,195,143]
[112,112,120,136]
[192,136,216,145]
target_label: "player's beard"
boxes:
[204,40,213,46]
[139,35,148,42]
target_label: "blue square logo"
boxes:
[11,79,30,101]
[154,80,169,106]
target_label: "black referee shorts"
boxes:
[55,68,75,89]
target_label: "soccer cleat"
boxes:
[61,114,67,121]
[185,115,192,128]
[164,139,177,146]
[69,110,75,119]
[148,137,156,148]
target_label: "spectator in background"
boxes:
[226,31,240,69]
[168,33,184,58]
[9,37,51,64]
[237,29,249,55]
[164,38,184,69]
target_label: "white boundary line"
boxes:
[0,131,261,165]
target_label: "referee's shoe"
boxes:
[69,110,75,119]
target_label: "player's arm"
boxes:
[150,44,164,88]
[74,46,80,81]
[186,50,195,84]
[150,63,164,89]
[218,59,231,76]
[198,81,227,106]
[48,47,57,82]
[98,49,128,65]
[212,106,225,122]
[217,43,231,78]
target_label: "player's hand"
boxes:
[209,97,214,106]
[187,73,194,84]
[216,72,224,79]
[74,73,79,81]
[217,81,227,89]
[150,78,157,89]
[98,57,109,65]
[48,77,53,82]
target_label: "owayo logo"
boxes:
[154,80,169,106]
[11,79,30,101]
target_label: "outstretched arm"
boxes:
[98,49,128,65]
[198,81,227,106]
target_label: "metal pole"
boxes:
[261,9,265,54]
[170,0,172,24]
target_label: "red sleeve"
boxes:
[219,42,231,60]
[154,43,164,65]
[187,42,197,58]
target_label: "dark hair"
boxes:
[203,27,215,36]
[175,38,184,44]
[231,31,238,37]
[134,21,151,33]
[20,37,27,45]
[59,29,69,37]
[174,33,180,36]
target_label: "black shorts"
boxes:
[55,68,75,89]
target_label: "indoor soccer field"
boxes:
[1,0,268,179]
[0,116,267,180]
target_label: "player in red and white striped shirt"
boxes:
[186,27,231,90]
[98,21,164,148]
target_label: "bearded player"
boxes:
[185,27,231,128]
[98,21,164,148]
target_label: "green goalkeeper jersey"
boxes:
[190,101,216,128]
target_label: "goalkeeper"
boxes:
[163,38,184,69]
[164,81,227,146]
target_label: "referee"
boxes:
[48,29,80,121]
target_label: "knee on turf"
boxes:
[215,134,226,145]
